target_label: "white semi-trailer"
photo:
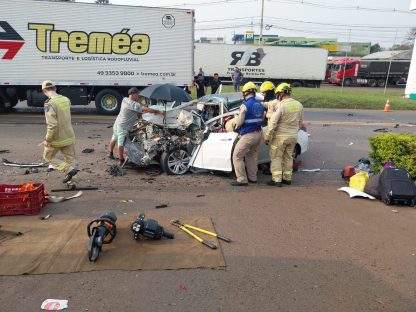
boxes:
[195,43,328,87]
[0,0,194,114]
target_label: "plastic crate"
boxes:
[0,183,46,216]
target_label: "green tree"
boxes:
[370,43,382,53]
[390,27,416,50]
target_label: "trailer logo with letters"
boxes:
[162,14,175,28]
[0,21,25,60]
[230,48,266,66]
[27,23,150,55]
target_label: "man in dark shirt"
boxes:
[194,74,206,98]
[210,73,222,94]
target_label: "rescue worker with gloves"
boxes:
[41,80,79,184]
[260,80,279,122]
[264,83,304,187]
[231,82,265,186]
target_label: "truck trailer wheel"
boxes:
[95,89,122,115]
[291,81,303,88]
[367,79,377,87]
[377,79,386,87]
[343,78,352,87]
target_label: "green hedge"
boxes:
[369,133,416,178]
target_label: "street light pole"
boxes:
[259,0,264,45]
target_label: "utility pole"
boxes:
[384,29,398,95]
[259,0,265,45]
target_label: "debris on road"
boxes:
[82,148,95,153]
[196,194,205,198]
[155,204,169,209]
[46,191,83,203]
[51,185,97,192]
[394,124,399,128]
[338,187,375,200]
[24,168,39,175]
[179,284,187,290]
[3,158,46,168]
[0,150,10,154]
[41,214,52,220]
[348,142,354,146]
[373,128,390,133]
[323,124,331,127]
[346,113,354,116]
[107,164,124,176]
[392,209,399,213]
[41,299,68,310]
[120,199,134,203]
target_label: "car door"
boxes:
[190,132,238,172]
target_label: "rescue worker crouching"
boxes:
[231,82,265,186]
[41,80,79,184]
[264,83,304,187]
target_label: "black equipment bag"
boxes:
[364,174,381,199]
[378,168,416,206]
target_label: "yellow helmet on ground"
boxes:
[260,81,275,93]
[275,82,292,94]
[242,81,258,93]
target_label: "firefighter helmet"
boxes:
[260,81,275,93]
[241,81,258,93]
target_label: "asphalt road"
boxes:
[0,110,415,312]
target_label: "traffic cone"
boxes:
[384,99,391,112]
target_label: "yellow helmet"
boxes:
[260,81,275,92]
[241,81,258,93]
[275,82,292,94]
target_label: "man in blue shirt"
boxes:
[231,82,264,186]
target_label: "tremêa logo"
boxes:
[0,21,25,60]
[27,23,150,55]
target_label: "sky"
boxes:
[79,0,416,48]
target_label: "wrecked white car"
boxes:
[124,93,308,175]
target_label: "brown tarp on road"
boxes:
[0,216,225,275]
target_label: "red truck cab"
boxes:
[329,59,361,86]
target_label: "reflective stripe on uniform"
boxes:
[272,169,282,175]
[51,136,75,147]
[270,144,278,150]
[273,133,298,138]
[244,118,263,123]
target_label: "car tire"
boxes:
[95,89,122,115]
[160,148,191,175]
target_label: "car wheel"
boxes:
[95,89,122,115]
[161,149,191,175]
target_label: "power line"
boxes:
[263,16,415,30]
[269,0,416,15]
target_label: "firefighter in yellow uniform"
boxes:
[41,80,79,184]
[259,81,279,121]
[264,83,303,187]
